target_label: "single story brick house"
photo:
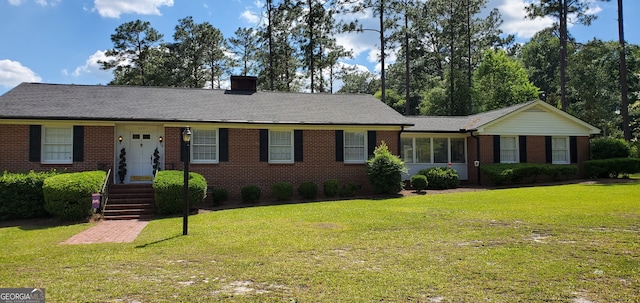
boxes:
[0,77,600,199]
[402,100,600,185]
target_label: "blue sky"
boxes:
[0,0,638,95]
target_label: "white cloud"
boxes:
[66,50,113,82]
[0,59,42,88]
[7,0,25,5]
[92,0,173,18]
[240,9,259,25]
[493,0,554,39]
[35,0,60,6]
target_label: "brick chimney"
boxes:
[229,76,257,93]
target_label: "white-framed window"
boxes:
[42,126,73,164]
[401,137,414,163]
[415,138,432,163]
[552,137,569,164]
[344,131,367,163]
[269,130,294,163]
[433,138,449,163]
[400,136,467,164]
[191,129,218,163]
[450,138,466,163]
[500,136,519,163]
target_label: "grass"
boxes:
[1,181,639,302]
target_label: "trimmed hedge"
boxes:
[298,182,318,200]
[366,141,407,194]
[410,174,428,192]
[584,158,640,178]
[323,180,339,198]
[480,163,578,186]
[153,170,207,215]
[272,182,293,201]
[241,185,261,203]
[339,183,360,197]
[43,171,106,221]
[418,167,459,190]
[0,170,59,221]
[211,188,229,205]
[590,138,631,160]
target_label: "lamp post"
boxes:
[182,126,191,236]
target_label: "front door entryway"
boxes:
[115,124,164,184]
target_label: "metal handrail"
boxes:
[100,168,113,214]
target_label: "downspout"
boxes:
[466,129,481,186]
[398,126,404,156]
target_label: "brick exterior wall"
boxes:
[0,125,114,173]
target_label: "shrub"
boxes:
[366,141,407,194]
[272,182,293,201]
[241,185,261,203]
[410,174,428,192]
[323,180,339,198]
[339,183,360,197]
[0,170,59,220]
[480,163,578,185]
[211,188,229,205]
[418,167,459,190]
[584,158,640,178]
[590,137,631,160]
[298,182,318,200]
[153,170,207,215]
[43,171,105,221]
[631,142,639,158]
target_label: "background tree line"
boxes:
[99,0,640,141]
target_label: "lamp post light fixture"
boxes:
[182,126,191,236]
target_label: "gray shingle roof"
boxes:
[404,101,536,132]
[0,83,411,126]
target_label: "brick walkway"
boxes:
[61,220,149,244]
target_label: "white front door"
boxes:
[116,125,164,183]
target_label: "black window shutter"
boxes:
[493,135,501,163]
[73,126,84,162]
[335,130,344,162]
[545,136,553,163]
[180,128,187,162]
[519,136,527,163]
[570,136,578,164]
[29,125,41,162]
[367,131,377,158]
[219,128,229,162]
[259,129,268,162]
[294,130,303,162]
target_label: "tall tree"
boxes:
[519,28,561,105]
[229,27,260,76]
[617,0,631,141]
[526,0,607,111]
[100,20,163,86]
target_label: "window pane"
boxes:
[43,127,72,162]
[344,131,366,162]
[416,138,431,163]
[552,137,568,163]
[270,131,292,162]
[500,137,517,163]
[192,129,217,161]
[401,138,413,163]
[450,138,465,163]
[433,138,448,163]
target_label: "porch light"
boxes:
[182,126,191,236]
[158,136,163,143]
[118,135,123,143]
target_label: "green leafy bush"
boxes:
[272,182,293,201]
[153,170,207,215]
[410,174,428,192]
[211,188,228,205]
[584,158,640,178]
[0,170,59,220]
[298,182,318,199]
[43,171,105,221]
[323,180,339,198]
[480,163,578,185]
[366,141,407,194]
[590,138,631,160]
[339,183,360,197]
[418,167,460,190]
[241,185,261,203]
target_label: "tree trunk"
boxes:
[559,0,568,111]
[618,0,631,141]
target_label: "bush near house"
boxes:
[339,183,360,197]
[480,163,578,186]
[272,182,293,201]
[298,182,318,200]
[43,171,105,221]
[211,188,229,205]
[418,167,460,190]
[366,141,407,194]
[410,174,428,192]
[590,137,631,160]
[584,158,640,178]
[323,180,340,198]
[241,185,261,203]
[0,170,60,221]
[153,170,207,215]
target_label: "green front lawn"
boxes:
[1,181,639,302]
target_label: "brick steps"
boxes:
[104,184,154,220]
